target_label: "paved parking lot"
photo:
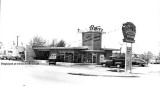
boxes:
[0,60,160,87]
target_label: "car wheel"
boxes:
[139,64,144,67]
[141,64,145,67]
[116,64,121,68]
[121,66,125,68]
[102,64,105,67]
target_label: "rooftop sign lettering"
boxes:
[89,25,103,32]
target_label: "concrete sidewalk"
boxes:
[34,60,98,66]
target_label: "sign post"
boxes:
[125,46,132,73]
[122,22,136,73]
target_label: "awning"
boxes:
[101,48,120,51]
[33,46,88,50]
[81,50,105,52]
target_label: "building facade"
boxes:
[29,25,120,64]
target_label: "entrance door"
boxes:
[92,54,97,63]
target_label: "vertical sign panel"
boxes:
[82,32,102,50]
[82,32,93,50]
[100,54,105,62]
[125,47,132,72]
[93,32,102,50]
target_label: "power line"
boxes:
[106,28,120,34]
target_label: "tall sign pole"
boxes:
[131,43,133,73]
[122,22,136,73]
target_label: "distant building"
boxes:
[0,42,25,59]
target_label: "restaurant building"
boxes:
[31,25,120,64]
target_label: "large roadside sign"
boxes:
[122,22,136,73]
[122,22,136,43]
[125,47,132,72]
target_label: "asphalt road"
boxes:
[0,60,160,87]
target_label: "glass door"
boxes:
[92,53,97,63]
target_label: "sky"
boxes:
[0,0,160,55]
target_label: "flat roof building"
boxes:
[29,25,120,64]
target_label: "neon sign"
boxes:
[122,22,136,43]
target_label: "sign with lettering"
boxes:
[49,53,56,59]
[89,25,103,32]
[125,47,132,72]
[82,32,102,50]
[122,22,136,43]
[100,54,105,62]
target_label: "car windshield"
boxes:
[8,51,12,53]
[139,59,144,62]
[133,58,145,62]
[138,59,146,62]
[150,59,156,61]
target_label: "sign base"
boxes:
[123,39,135,43]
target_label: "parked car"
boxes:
[156,60,160,64]
[48,54,57,65]
[150,59,157,64]
[150,59,160,64]
[48,58,56,65]
[0,54,7,60]
[103,55,125,68]
[132,58,147,67]
[102,56,147,68]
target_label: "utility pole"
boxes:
[17,36,19,46]
[119,42,124,56]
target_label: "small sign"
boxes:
[122,22,136,43]
[49,53,56,59]
[100,54,105,62]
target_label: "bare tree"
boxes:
[55,40,66,47]
[29,35,46,47]
[49,39,57,47]
[139,51,153,63]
